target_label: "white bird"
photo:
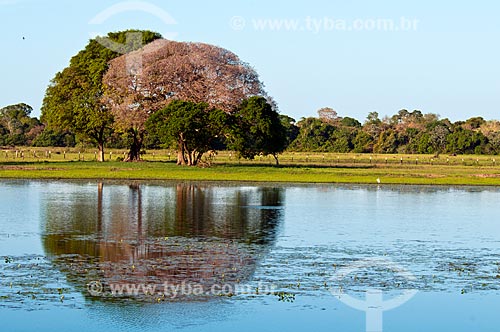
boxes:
[376,178,381,184]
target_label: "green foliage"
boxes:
[289,117,335,151]
[352,130,373,153]
[32,129,75,147]
[365,111,381,125]
[328,127,354,153]
[106,131,133,149]
[374,129,399,153]
[428,121,451,154]
[341,117,361,128]
[391,109,424,126]
[446,127,487,154]
[487,132,500,154]
[285,109,499,156]
[464,117,485,130]
[279,115,299,146]
[398,128,434,154]
[147,100,228,166]
[0,103,42,146]
[41,30,162,158]
[230,97,288,164]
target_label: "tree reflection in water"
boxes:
[42,182,284,301]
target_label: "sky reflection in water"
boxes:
[1,180,500,331]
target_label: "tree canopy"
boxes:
[103,39,266,161]
[287,109,495,156]
[0,103,42,146]
[41,30,162,161]
[147,100,228,166]
[229,96,288,165]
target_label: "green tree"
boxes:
[0,124,7,146]
[446,127,487,154]
[0,103,42,146]
[416,133,433,154]
[32,129,76,147]
[374,129,399,154]
[365,111,382,125]
[427,120,451,155]
[363,111,385,139]
[464,117,485,130]
[147,100,228,166]
[328,127,354,152]
[352,130,373,153]
[341,117,362,128]
[230,97,287,165]
[279,115,300,146]
[289,117,335,151]
[390,109,410,125]
[487,132,500,154]
[402,128,422,153]
[41,30,162,161]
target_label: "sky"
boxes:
[1,0,499,122]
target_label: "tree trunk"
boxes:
[177,150,185,165]
[124,130,143,162]
[195,151,203,165]
[91,128,106,162]
[186,151,193,166]
[272,153,280,166]
[97,140,105,162]
[189,150,197,166]
[175,134,204,167]
[177,138,187,165]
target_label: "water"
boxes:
[1,180,500,331]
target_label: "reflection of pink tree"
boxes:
[43,183,282,301]
[94,183,255,300]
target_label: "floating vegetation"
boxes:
[3,181,500,314]
[275,291,295,303]
[251,244,500,300]
[4,239,500,311]
[0,254,76,310]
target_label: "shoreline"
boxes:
[1,160,500,186]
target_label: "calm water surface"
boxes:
[1,180,500,332]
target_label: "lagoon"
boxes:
[1,180,500,332]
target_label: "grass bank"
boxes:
[1,158,500,186]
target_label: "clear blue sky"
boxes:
[1,0,499,122]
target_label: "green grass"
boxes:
[1,158,500,186]
[1,147,500,185]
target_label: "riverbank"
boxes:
[1,160,500,186]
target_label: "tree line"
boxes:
[4,102,500,158]
[288,108,500,156]
[1,30,499,161]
